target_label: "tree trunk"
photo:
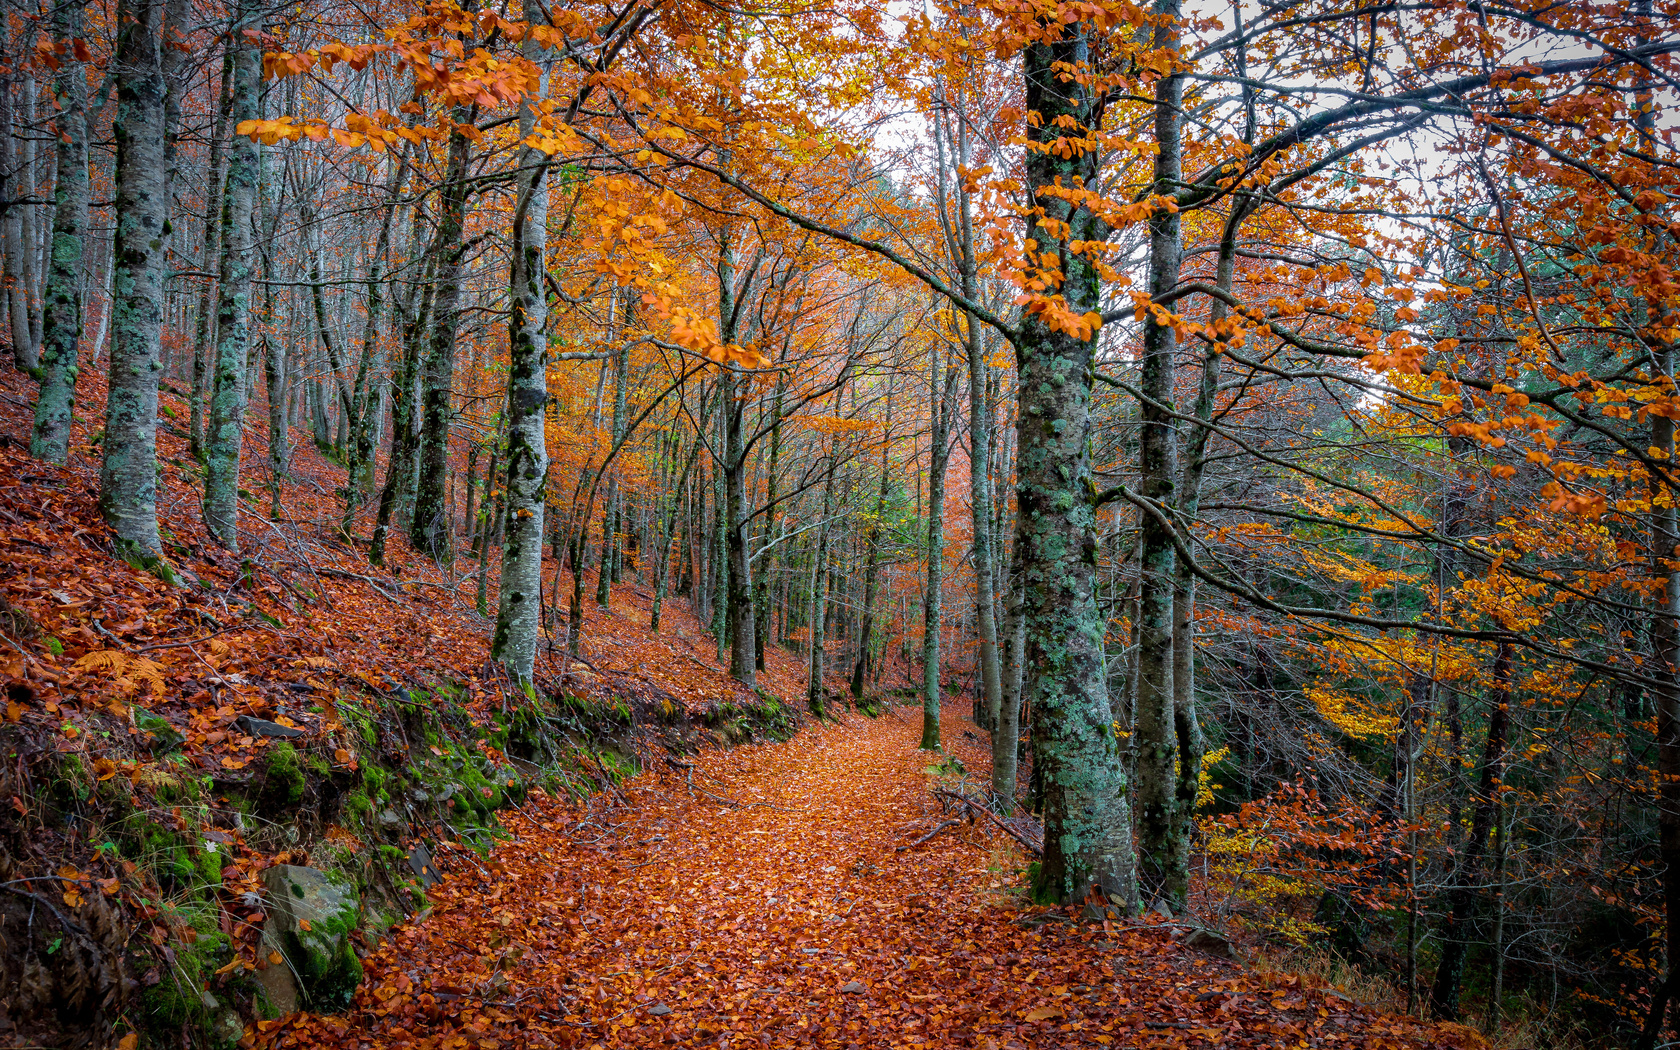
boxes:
[922,343,960,750]
[491,18,552,685]
[808,459,836,716]
[1133,8,1187,910]
[1017,24,1136,909]
[992,521,1025,809]
[1,19,39,377]
[410,116,471,563]
[188,53,232,460]
[200,0,259,549]
[1428,643,1513,1020]
[370,246,435,565]
[29,0,89,464]
[98,0,171,559]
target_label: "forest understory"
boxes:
[0,345,1486,1050]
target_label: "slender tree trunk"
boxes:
[199,5,259,549]
[653,393,711,632]
[922,344,960,749]
[852,416,892,700]
[1133,8,1186,910]
[725,367,757,686]
[491,19,553,685]
[29,0,89,464]
[410,116,471,563]
[2,20,39,376]
[370,241,435,565]
[99,0,172,559]
[808,459,837,716]
[1428,643,1512,1019]
[598,307,629,607]
[188,53,232,460]
[755,372,786,670]
[992,519,1025,808]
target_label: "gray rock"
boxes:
[254,923,298,1017]
[649,1003,673,1016]
[237,715,306,739]
[1182,927,1237,959]
[839,981,867,994]
[406,845,441,889]
[378,808,403,827]
[262,865,363,1010]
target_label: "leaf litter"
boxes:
[251,715,1487,1050]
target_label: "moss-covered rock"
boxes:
[261,865,363,1011]
[133,707,185,754]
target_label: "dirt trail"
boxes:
[257,713,1469,1050]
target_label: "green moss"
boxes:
[345,789,372,822]
[138,899,233,1044]
[257,742,306,813]
[305,753,331,780]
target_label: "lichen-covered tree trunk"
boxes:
[370,248,435,565]
[921,344,960,750]
[992,520,1024,809]
[344,147,412,529]
[597,316,629,608]
[725,368,758,686]
[491,16,552,685]
[28,0,89,464]
[755,372,786,671]
[187,53,232,461]
[1133,14,1187,911]
[410,116,471,563]
[1018,25,1136,909]
[199,0,259,550]
[653,403,709,633]
[98,0,171,558]
[1,20,40,377]
[807,459,836,716]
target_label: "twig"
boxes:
[932,789,1043,856]
[895,819,963,851]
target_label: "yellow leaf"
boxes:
[1024,1006,1065,1022]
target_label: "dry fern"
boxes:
[71,650,167,698]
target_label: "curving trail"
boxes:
[256,712,1470,1050]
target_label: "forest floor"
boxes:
[0,363,1492,1050]
[251,712,1486,1050]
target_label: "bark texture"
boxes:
[1018,23,1136,909]
[200,1,259,549]
[29,0,89,463]
[99,0,171,557]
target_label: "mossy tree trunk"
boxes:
[1132,1,1188,911]
[921,341,960,750]
[187,53,231,461]
[98,0,172,558]
[410,112,472,564]
[1017,23,1136,909]
[200,0,259,549]
[28,0,89,464]
[491,12,553,685]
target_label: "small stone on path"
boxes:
[839,981,867,994]
[649,1003,673,1016]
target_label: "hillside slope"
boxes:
[0,366,810,1048]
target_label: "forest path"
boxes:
[259,711,1461,1050]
